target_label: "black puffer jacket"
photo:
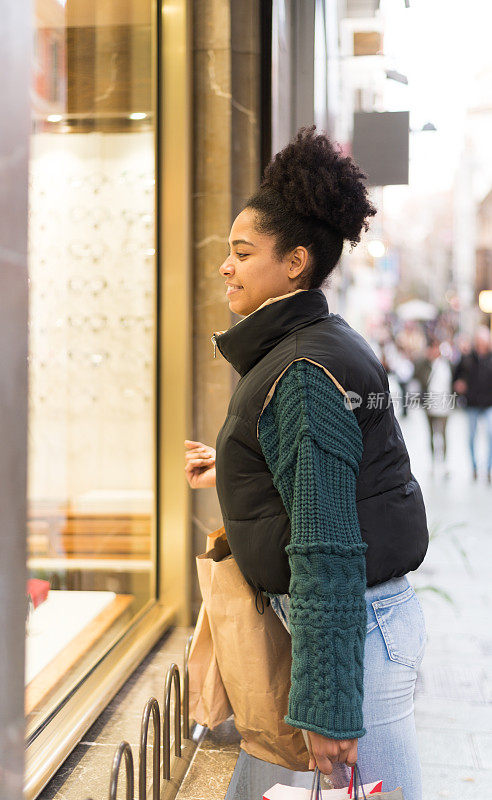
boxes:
[214,289,429,594]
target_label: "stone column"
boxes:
[0,1,30,797]
[191,0,261,618]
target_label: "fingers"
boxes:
[185,440,215,454]
[185,455,214,468]
[185,455,215,472]
[185,463,216,489]
[346,740,358,768]
[313,753,333,775]
[184,441,216,466]
[185,463,208,478]
[311,738,358,775]
[332,740,356,765]
[184,464,196,482]
[184,439,204,449]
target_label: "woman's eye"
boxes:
[237,253,248,259]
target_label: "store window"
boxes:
[26,0,157,738]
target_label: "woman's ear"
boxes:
[288,246,310,280]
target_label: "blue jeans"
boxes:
[467,406,492,472]
[269,574,426,800]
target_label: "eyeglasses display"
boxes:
[26,0,157,737]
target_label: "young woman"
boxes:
[185,127,429,800]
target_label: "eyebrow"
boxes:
[230,239,256,248]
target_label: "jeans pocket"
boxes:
[372,585,427,668]
[269,593,291,633]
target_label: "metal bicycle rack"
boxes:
[182,635,192,742]
[140,697,161,800]
[163,664,181,781]
[109,742,134,800]
[84,632,195,800]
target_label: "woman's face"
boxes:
[218,207,308,316]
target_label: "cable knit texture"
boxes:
[258,359,368,740]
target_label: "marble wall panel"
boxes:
[194,0,231,51]
[191,0,261,618]
[231,0,261,55]
[231,50,261,216]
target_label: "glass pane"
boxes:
[26,0,156,734]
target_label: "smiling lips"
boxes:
[226,284,243,296]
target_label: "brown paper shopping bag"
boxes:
[188,527,233,729]
[188,599,233,728]
[196,548,310,771]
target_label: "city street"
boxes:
[3,0,492,796]
[399,406,492,798]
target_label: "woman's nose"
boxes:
[219,257,234,277]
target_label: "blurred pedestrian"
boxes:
[395,320,427,362]
[452,325,492,483]
[385,342,415,417]
[414,341,453,478]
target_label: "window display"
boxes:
[27,0,157,735]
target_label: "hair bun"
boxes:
[260,125,376,246]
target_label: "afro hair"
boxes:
[246,125,377,288]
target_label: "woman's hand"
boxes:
[307,730,358,775]
[184,440,216,489]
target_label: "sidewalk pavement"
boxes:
[398,407,492,798]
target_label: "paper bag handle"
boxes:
[309,767,322,800]
[311,763,368,799]
[350,763,368,799]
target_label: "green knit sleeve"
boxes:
[257,359,368,740]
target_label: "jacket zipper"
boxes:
[210,290,309,362]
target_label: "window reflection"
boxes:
[26,0,156,731]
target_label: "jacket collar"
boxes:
[213,288,330,376]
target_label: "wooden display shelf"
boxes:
[28,557,153,571]
[27,509,153,560]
